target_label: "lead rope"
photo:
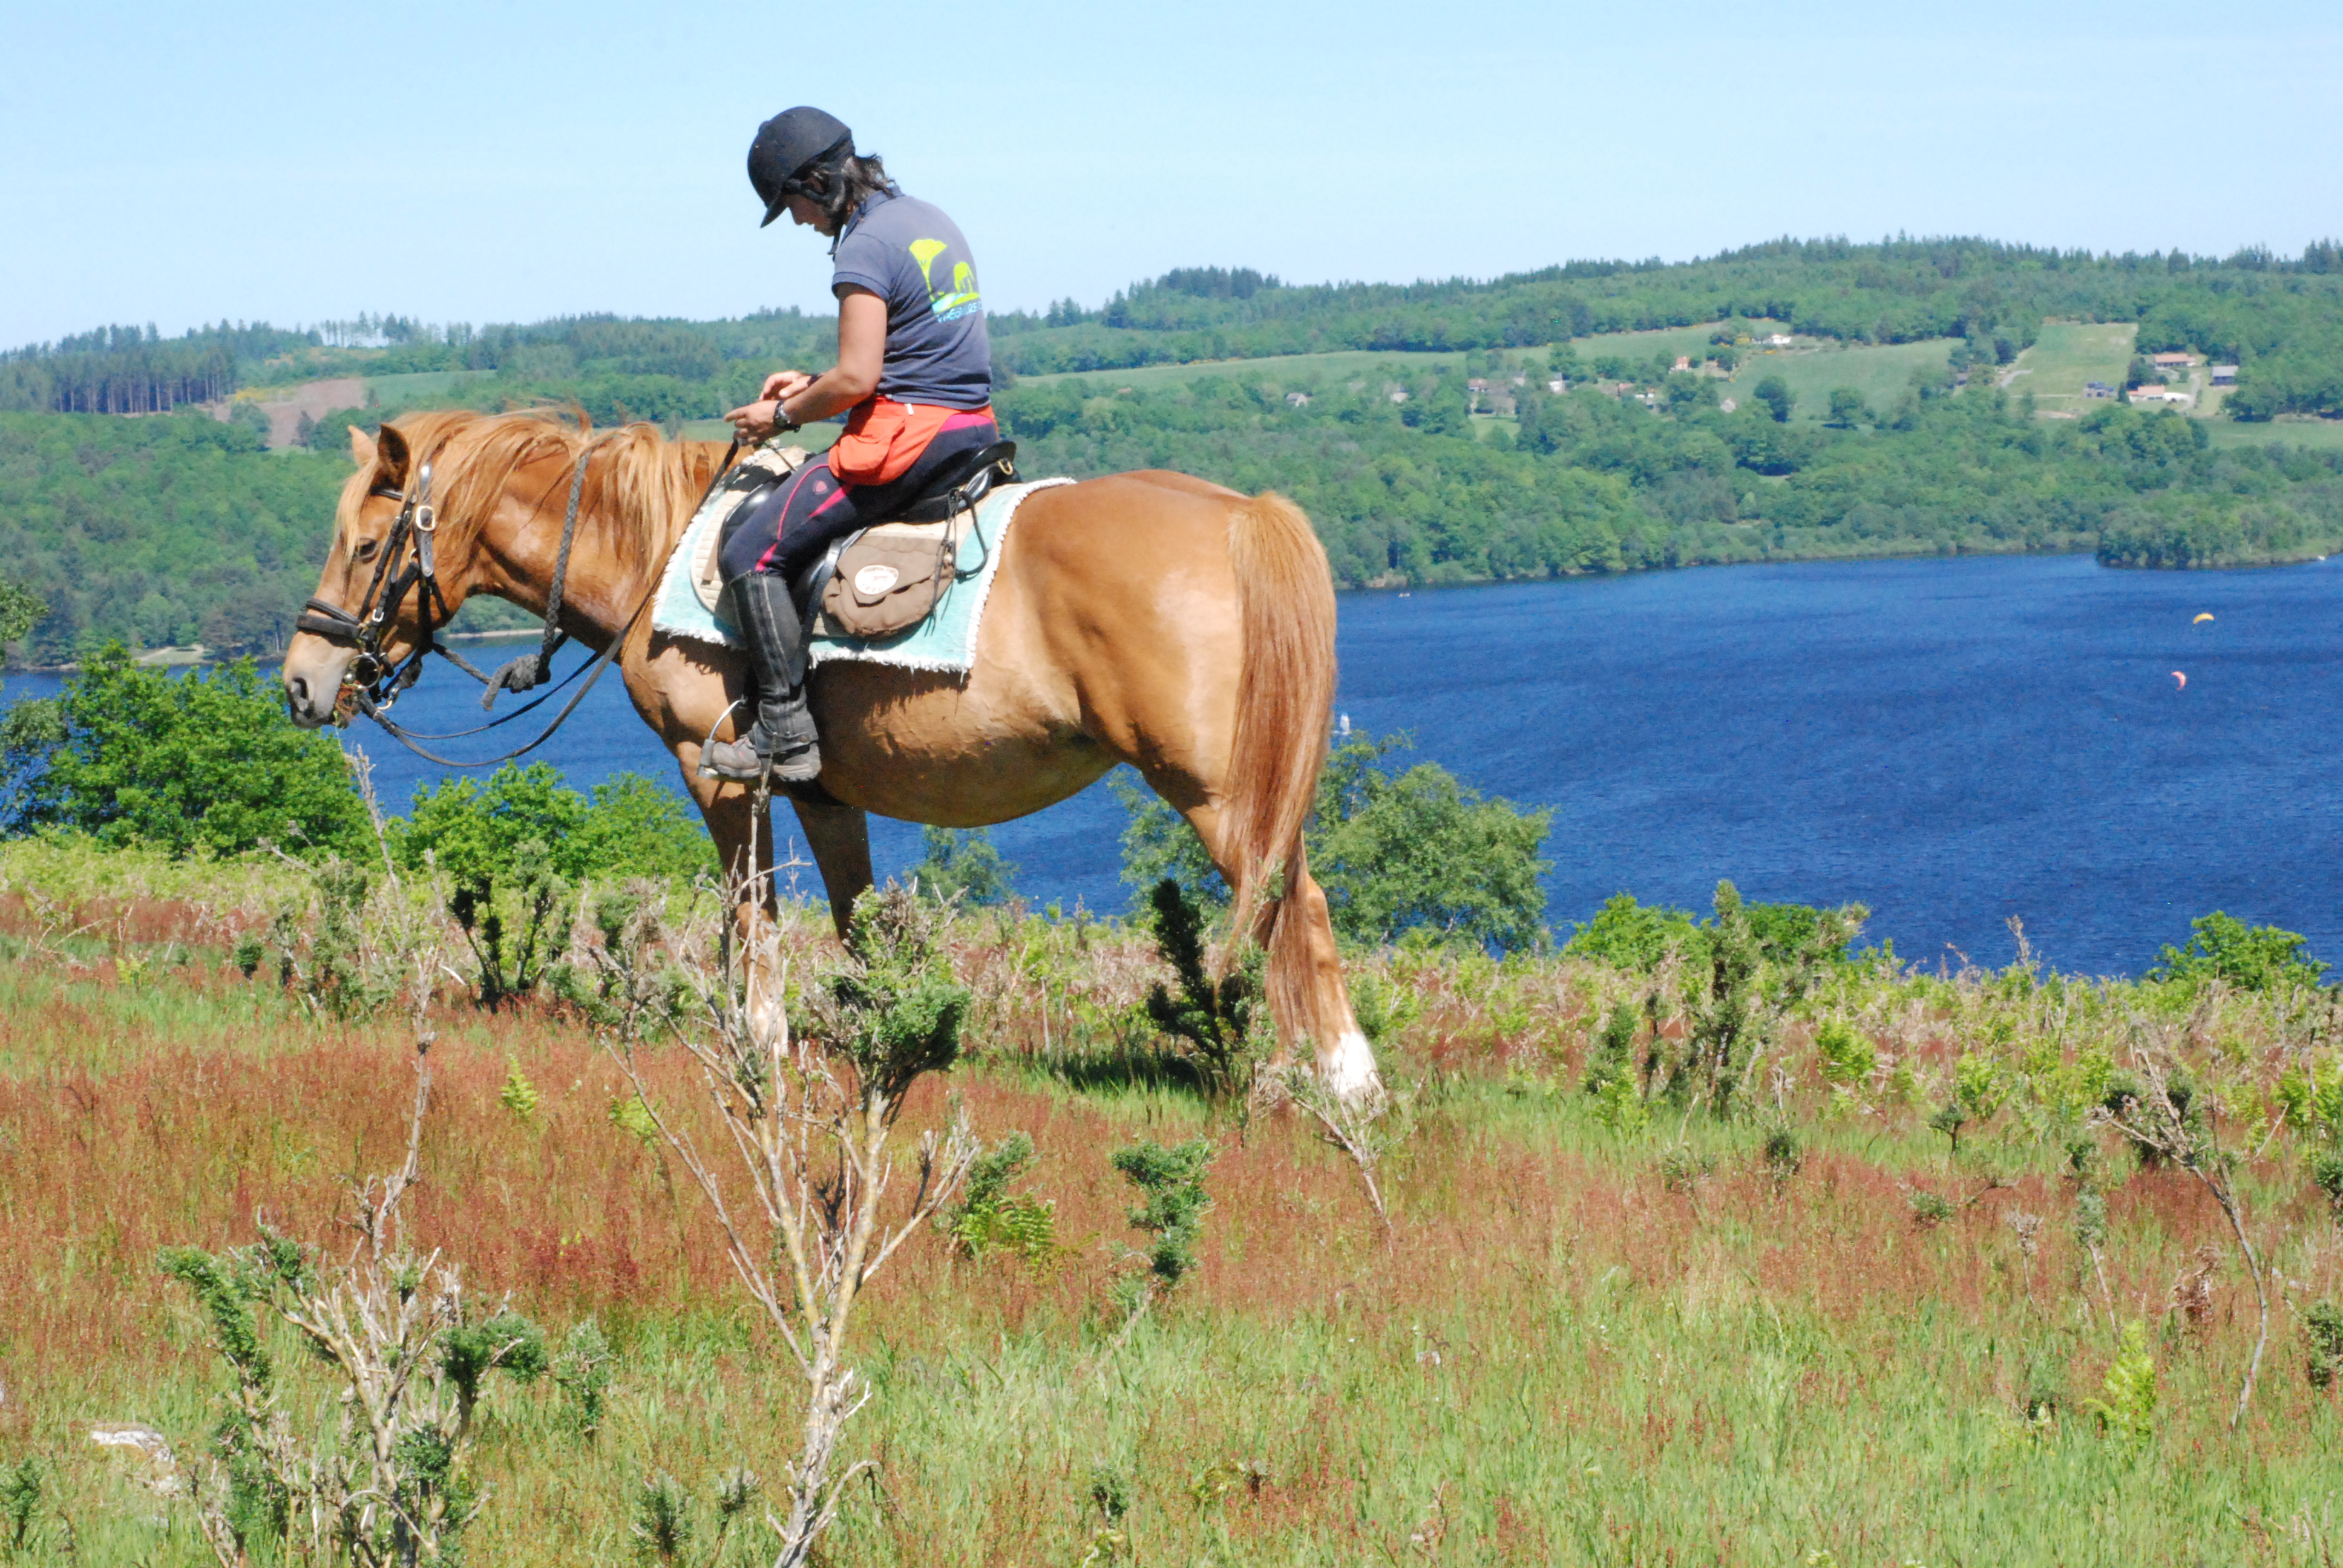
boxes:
[478,442,594,707]
[361,437,744,768]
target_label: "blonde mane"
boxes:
[335,408,724,600]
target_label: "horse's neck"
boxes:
[468,495,655,647]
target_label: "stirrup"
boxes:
[701,734,821,785]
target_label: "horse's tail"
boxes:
[1224,491,1337,1027]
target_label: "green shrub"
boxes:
[1110,1138,1215,1311]
[1814,1018,1876,1087]
[2307,1301,2343,1391]
[1115,729,1553,954]
[2148,911,2329,992]
[1,643,367,857]
[938,1131,1060,1269]
[1142,878,1268,1102]
[911,824,1017,906]
[2087,1321,2158,1445]
[1565,892,1700,972]
[1308,735,1550,953]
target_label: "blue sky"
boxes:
[2,0,2337,347]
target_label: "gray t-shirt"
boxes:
[830,192,991,410]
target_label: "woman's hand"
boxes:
[724,399,786,441]
[759,370,813,402]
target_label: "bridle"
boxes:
[295,460,452,716]
[294,436,737,768]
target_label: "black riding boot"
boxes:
[702,571,821,784]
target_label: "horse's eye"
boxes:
[353,539,380,563]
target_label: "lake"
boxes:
[8,551,2338,976]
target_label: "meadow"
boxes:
[1723,338,1959,422]
[2002,323,2139,415]
[5,840,2343,1566]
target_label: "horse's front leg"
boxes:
[787,795,874,938]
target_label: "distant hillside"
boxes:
[4,237,2343,665]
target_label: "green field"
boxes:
[2207,416,2343,451]
[1570,319,1788,368]
[7,835,2343,1567]
[1017,323,1795,396]
[365,368,497,405]
[1020,346,1478,391]
[1724,337,1959,421]
[2002,322,2138,416]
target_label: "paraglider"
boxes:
[2192,613,2215,624]
[2172,671,2187,690]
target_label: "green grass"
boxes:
[1726,338,1958,421]
[363,368,498,405]
[1571,320,1787,370]
[1015,322,1798,396]
[8,871,2343,1564]
[2207,416,2343,451]
[1020,347,1477,391]
[2003,322,2138,416]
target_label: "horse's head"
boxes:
[283,420,445,728]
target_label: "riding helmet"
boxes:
[747,106,854,226]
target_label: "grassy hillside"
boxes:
[4,848,2342,1564]
[1725,337,1960,421]
[2005,323,2140,414]
[7,238,2343,662]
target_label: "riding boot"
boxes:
[702,571,822,785]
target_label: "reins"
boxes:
[297,431,741,769]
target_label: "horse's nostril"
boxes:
[288,675,310,708]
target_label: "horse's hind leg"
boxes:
[1150,786,1375,1097]
[787,795,874,938]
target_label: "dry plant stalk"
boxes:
[170,952,547,1568]
[1281,1068,1410,1232]
[2102,1034,2272,1431]
[606,881,977,1568]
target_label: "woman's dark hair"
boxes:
[806,152,897,230]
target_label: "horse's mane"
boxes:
[336,407,723,595]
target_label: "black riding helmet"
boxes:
[747,106,853,227]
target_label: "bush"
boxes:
[1308,733,1550,953]
[911,824,1017,906]
[1115,730,1553,954]
[2148,911,2329,992]
[0,643,368,857]
[1566,892,1701,971]
[391,763,710,886]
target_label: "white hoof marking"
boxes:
[1321,1029,1381,1102]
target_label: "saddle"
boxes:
[795,439,1020,638]
[695,439,1019,641]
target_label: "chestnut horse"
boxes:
[281,410,1375,1095]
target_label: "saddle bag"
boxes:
[814,441,1019,639]
[822,526,960,637]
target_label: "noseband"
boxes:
[295,459,450,716]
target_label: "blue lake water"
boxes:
[8,551,2339,976]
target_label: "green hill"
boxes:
[4,238,2343,665]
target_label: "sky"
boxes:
[2,0,2338,348]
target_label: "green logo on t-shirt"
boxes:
[909,237,981,321]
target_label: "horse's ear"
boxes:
[347,423,377,468]
[374,422,413,489]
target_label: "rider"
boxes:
[703,106,995,785]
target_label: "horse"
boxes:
[281,409,1378,1097]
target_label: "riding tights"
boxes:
[717,410,1000,584]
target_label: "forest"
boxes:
[3,238,2342,662]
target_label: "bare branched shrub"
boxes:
[159,994,548,1566]
[2100,1035,2271,1430]
[603,881,978,1568]
[1285,1068,1413,1230]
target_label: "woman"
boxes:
[704,105,995,785]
